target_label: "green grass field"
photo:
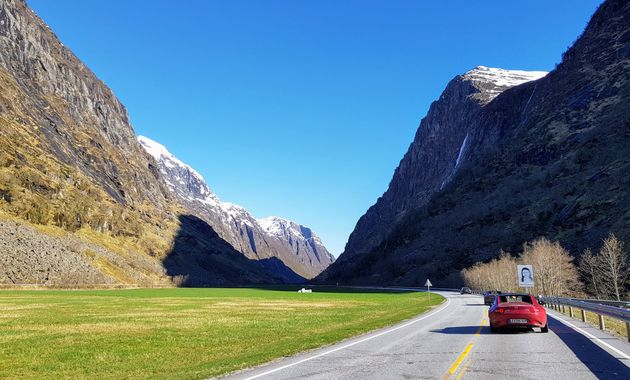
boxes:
[0,287,443,379]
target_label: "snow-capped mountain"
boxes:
[138,136,335,280]
[323,0,630,288]
[258,216,330,263]
[462,66,548,100]
[321,66,551,283]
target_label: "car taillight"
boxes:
[497,308,505,314]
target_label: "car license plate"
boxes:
[509,319,527,324]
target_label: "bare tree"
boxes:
[461,238,582,297]
[461,251,519,292]
[578,248,606,299]
[520,238,581,296]
[597,234,629,301]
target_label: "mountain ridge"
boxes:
[0,0,309,286]
[320,0,630,286]
[138,135,335,280]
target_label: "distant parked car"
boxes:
[488,293,548,333]
[483,291,497,305]
[460,287,472,294]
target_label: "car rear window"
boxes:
[498,295,533,304]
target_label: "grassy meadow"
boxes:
[0,287,443,379]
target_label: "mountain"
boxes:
[0,0,288,286]
[320,0,630,286]
[138,136,335,280]
[338,66,548,263]
[0,0,179,286]
[257,216,334,277]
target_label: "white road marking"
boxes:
[550,312,630,360]
[240,296,453,380]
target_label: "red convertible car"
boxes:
[488,293,548,333]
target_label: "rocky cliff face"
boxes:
[138,136,334,280]
[0,0,290,286]
[0,0,170,207]
[0,0,180,286]
[339,66,547,263]
[321,0,630,286]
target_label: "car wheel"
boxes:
[490,325,498,333]
[541,323,548,333]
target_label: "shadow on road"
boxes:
[548,316,630,379]
[431,326,490,335]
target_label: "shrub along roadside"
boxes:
[461,234,629,300]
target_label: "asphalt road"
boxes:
[222,291,630,380]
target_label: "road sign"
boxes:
[517,265,534,288]
[424,279,432,287]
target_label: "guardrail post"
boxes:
[581,309,587,322]
[569,306,574,318]
[562,304,566,314]
[626,322,630,343]
[598,314,605,330]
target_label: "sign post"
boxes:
[424,279,433,302]
[517,265,534,293]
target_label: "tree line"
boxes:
[461,234,629,300]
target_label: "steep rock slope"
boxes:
[321,0,630,286]
[138,136,334,280]
[339,66,547,263]
[0,0,178,285]
[0,0,285,286]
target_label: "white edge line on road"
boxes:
[550,312,630,360]
[241,296,452,380]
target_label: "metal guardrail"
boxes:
[566,297,630,309]
[541,296,630,342]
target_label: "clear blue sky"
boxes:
[30,0,602,256]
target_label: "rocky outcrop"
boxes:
[138,136,334,280]
[321,0,630,286]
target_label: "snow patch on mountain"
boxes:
[137,135,333,274]
[464,66,548,98]
[258,216,323,244]
[139,136,201,177]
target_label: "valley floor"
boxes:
[0,287,442,380]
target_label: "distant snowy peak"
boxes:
[463,66,548,100]
[138,136,203,180]
[137,136,329,262]
[464,66,548,87]
[258,216,322,244]
[138,135,216,201]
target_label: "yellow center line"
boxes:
[445,343,473,378]
[455,359,472,380]
[443,318,485,379]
